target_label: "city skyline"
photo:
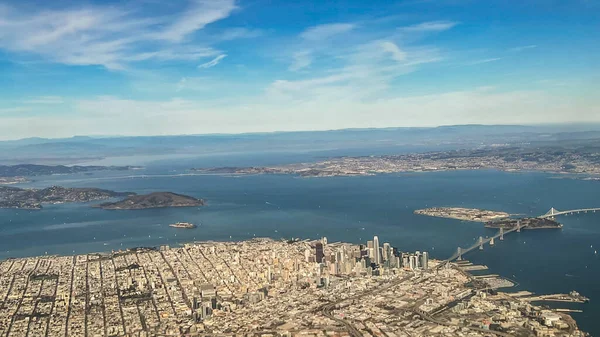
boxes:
[0,0,599,139]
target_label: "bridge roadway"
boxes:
[539,207,600,219]
[445,225,521,262]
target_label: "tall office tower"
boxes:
[421,252,429,270]
[409,255,416,270]
[402,253,409,268]
[322,237,328,245]
[367,240,374,249]
[383,243,391,262]
[373,236,380,265]
[315,242,324,263]
[415,251,421,269]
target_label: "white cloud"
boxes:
[510,45,537,52]
[219,27,264,41]
[2,88,597,140]
[0,107,30,114]
[379,41,407,62]
[289,51,313,71]
[400,21,458,32]
[24,96,64,104]
[198,54,227,69]
[156,0,238,42]
[300,23,355,41]
[0,1,237,69]
[466,57,502,65]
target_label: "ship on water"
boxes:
[169,222,197,229]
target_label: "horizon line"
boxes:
[2,122,600,142]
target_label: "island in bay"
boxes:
[485,217,563,229]
[0,186,133,209]
[0,186,204,210]
[96,191,204,210]
[414,207,510,222]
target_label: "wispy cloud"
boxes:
[155,0,238,42]
[198,54,227,69]
[219,27,264,41]
[289,51,313,71]
[24,96,64,104]
[300,23,356,41]
[466,57,502,65]
[509,45,537,52]
[0,107,30,114]
[274,40,440,102]
[400,21,458,32]
[0,1,238,69]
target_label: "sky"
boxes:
[0,0,599,140]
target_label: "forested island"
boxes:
[0,187,203,210]
[485,217,563,229]
[0,186,133,209]
[95,192,204,210]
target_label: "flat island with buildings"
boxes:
[415,207,510,222]
[0,237,588,337]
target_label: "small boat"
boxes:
[169,222,197,229]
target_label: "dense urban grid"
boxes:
[0,237,587,336]
[196,146,600,177]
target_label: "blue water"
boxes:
[0,166,599,334]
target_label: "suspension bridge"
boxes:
[539,207,600,219]
[443,207,600,263]
[446,223,523,262]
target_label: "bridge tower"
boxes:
[478,236,484,250]
[490,237,495,246]
[457,247,462,261]
[516,220,521,233]
[499,228,504,240]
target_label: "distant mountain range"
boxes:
[1,124,599,165]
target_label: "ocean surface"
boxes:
[0,152,599,334]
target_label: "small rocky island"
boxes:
[96,192,204,210]
[485,217,563,229]
[0,186,134,209]
[415,207,510,222]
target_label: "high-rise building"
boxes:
[421,251,429,270]
[373,236,380,265]
[315,242,324,263]
[383,243,391,262]
[409,255,416,270]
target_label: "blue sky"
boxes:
[0,0,598,139]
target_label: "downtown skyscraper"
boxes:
[373,236,380,265]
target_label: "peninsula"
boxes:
[0,186,133,209]
[193,144,600,178]
[415,207,510,222]
[0,238,588,336]
[96,192,204,210]
[0,164,137,177]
